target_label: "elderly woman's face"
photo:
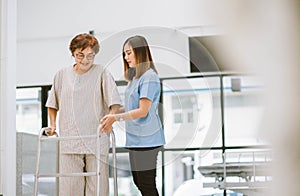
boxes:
[73,47,95,74]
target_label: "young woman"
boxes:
[101,35,166,196]
[45,33,121,196]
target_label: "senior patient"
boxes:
[46,33,121,196]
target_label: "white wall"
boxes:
[0,1,2,193]
[17,0,219,40]
[17,25,226,85]
[16,0,223,86]
[17,26,193,85]
[0,0,17,194]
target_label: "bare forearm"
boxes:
[115,108,147,121]
[48,107,57,128]
[116,99,150,121]
[100,98,151,131]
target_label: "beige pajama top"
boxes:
[46,64,121,154]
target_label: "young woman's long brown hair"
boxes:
[122,35,158,81]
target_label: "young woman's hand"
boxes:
[100,114,117,132]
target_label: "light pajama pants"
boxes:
[59,153,109,196]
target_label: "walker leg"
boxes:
[56,140,60,196]
[111,132,118,196]
[34,128,43,196]
[96,132,101,196]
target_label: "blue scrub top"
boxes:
[124,69,166,147]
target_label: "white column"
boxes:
[0,0,17,194]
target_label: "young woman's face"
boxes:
[73,47,95,74]
[123,43,136,68]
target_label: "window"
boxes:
[16,88,41,134]
[223,76,267,146]
[174,113,183,124]
[187,112,194,123]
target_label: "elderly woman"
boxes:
[46,33,121,196]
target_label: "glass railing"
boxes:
[16,73,271,196]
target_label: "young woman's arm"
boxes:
[101,98,151,132]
